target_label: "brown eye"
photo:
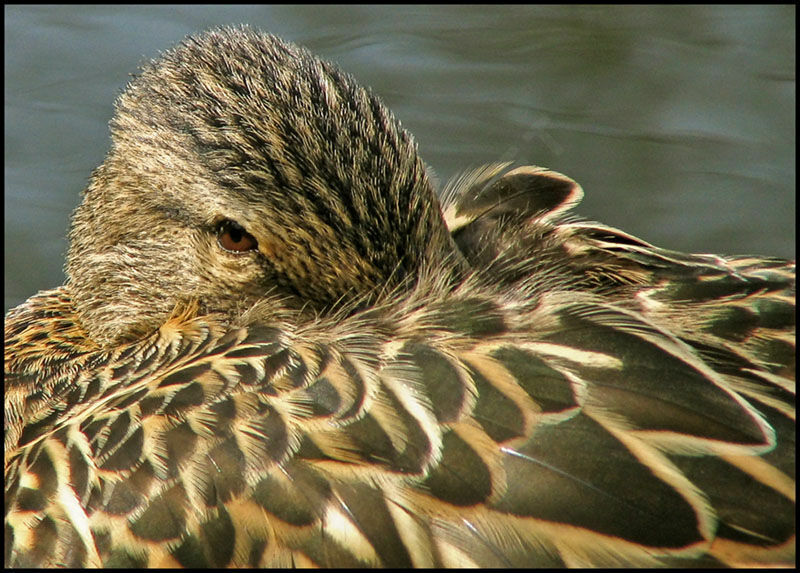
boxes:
[217,219,258,253]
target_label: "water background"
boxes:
[5,5,795,313]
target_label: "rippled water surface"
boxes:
[5,5,795,312]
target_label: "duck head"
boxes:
[66,27,461,346]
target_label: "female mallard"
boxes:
[4,27,794,568]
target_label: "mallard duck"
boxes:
[4,27,795,568]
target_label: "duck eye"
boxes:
[217,219,258,253]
